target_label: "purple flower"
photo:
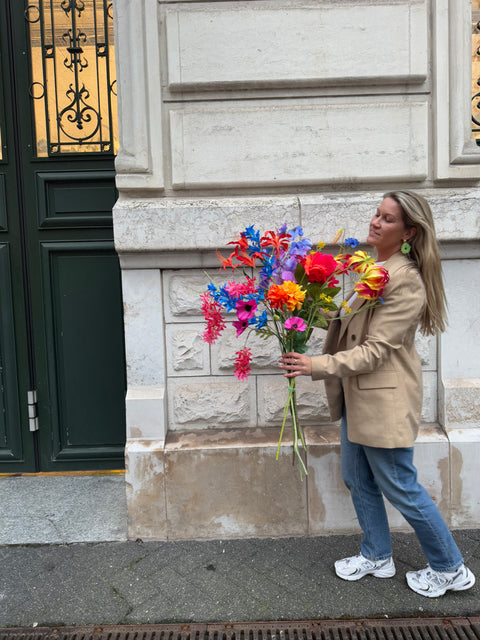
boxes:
[284,317,307,332]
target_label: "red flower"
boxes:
[234,347,252,380]
[200,293,226,343]
[260,230,291,256]
[302,252,340,285]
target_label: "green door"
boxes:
[0,0,126,472]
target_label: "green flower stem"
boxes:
[275,385,292,461]
[275,378,308,478]
[289,381,307,477]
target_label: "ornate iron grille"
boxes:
[25,0,117,156]
[473,7,480,145]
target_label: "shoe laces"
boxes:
[419,567,452,588]
[348,554,376,569]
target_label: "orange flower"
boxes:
[355,264,389,299]
[267,281,306,311]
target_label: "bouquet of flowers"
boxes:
[201,224,389,477]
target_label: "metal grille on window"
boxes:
[25,0,118,157]
[473,1,480,145]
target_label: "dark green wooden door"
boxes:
[0,0,126,472]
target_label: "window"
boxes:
[26,0,118,157]
[473,1,480,144]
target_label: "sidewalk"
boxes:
[0,475,479,628]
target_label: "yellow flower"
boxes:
[341,300,352,314]
[317,241,326,250]
[346,250,375,274]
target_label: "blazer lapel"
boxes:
[337,291,367,344]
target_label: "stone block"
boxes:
[114,190,480,267]
[307,424,450,534]
[126,386,166,441]
[170,100,428,189]
[167,376,257,430]
[122,269,165,387]
[300,189,480,247]
[440,378,480,429]
[164,429,308,539]
[166,323,210,377]
[165,2,427,90]
[163,270,209,322]
[421,371,437,423]
[448,428,480,527]
[257,375,330,427]
[113,0,164,190]
[306,426,358,534]
[385,425,450,529]
[441,259,480,379]
[416,333,437,370]
[125,440,166,540]
[114,197,299,256]
[211,325,326,376]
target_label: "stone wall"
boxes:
[113,0,480,540]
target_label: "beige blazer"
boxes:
[310,251,425,448]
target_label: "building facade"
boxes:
[113,0,480,540]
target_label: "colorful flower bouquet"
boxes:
[201,224,389,478]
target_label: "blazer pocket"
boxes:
[357,371,398,389]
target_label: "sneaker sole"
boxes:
[335,566,396,581]
[406,570,476,598]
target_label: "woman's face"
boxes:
[366,197,413,261]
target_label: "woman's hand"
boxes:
[278,352,312,378]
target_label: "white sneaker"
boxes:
[335,554,396,581]
[406,564,475,598]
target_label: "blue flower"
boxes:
[290,237,312,256]
[289,226,304,238]
[251,310,268,329]
[207,282,217,294]
[344,237,360,249]
[243,225,261,244]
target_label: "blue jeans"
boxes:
[341,411,463,571]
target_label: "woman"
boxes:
[279,191,475,598]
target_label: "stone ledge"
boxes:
[125,424,479,540]
[164,422,447,452]
[113,190,480,264]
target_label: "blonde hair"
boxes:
[383,190,447,335]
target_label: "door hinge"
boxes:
[27,390,39,432]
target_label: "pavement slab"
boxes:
[0,530,479,627]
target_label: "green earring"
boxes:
[401,240,411,255]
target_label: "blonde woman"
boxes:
[279,191,475,598]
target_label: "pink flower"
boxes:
[284,317,307,332]
[234,347,252,380]
[200,292,226,344]
[225,277,257,297]
[232,318,249,337]
[235,298,258,321]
